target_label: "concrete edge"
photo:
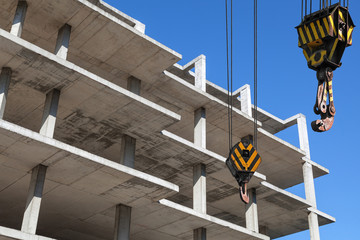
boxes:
[0,120,180,193]
[0,226,55,240]
[159,199,270,240]
[257,128,306,156]
[163,70,261,126]
[302,157,330,174]
[260,181,311,207]
[77,0,182,59]
[308,207,336,222]
[0,29,181,122]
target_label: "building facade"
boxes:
[0,0,334,240]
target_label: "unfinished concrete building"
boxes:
[0,0,334,240]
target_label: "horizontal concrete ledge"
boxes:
[0,119,179,194]
[163,70,259,126]
[0,28,181,123]
[159,199,270,240]
[302,157,330,175]
[260,181,311,206]
[0,226,55,240]
[308,207,336,223]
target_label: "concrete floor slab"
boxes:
[0,29,180,157]
[0,0,181,86]
[0,226,55,240]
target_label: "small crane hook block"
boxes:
[225,139,261,204]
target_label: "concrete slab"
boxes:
[0,29,180,156]
[0,0,181,85]
[156,199,270,240]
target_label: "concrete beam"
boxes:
[245,188,259,233]
[54,24,71,59]
[239,84,252,117]
[127,76,141,95]
[0,67,11,119]
[39,89,60,138]
[21,164,47,234]
[120,135,136,168]
[114,204,131,240]
[193,163,206,214]
[183,55,206,91]
[10,0,27,37]
[297,114,310,158]
[194,227,206,240]
[194,107,206,149]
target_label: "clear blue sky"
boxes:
[103,1,359,239]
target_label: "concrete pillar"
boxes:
[297,114,320,240]
[54,24,71,59]
[193,163,206,214]
[195,55,206,92]
[120,135,136,168]
[194,107,206,149]
[240,84,252,117]
[21,164,47,234]
[0,68,12,119]
[114,204,131,240]
[10,0,27,37]
[245,188,259,233]
[193,227,206,240]
[39,89,60,138]
[127,76,141,95]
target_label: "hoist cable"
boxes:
[230,0,233,148]
[254,0,258,149]
[225,0,232,150]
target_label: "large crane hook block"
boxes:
[226,139,261,204]
[296,4,354,71]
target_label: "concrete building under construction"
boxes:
[0,0,334,240]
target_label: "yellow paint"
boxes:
[299,28,307,44]
[231,155,242,171]
[330,96,334,101]
[329,38,339,61]
[250,157,261,172]
[323,18,330,34]
[329,16,337,36]
[309,50,326,67]
[348,26,354,40]
[305,25,313,42]
[328,81,332,86]
[339,31,345,41]
[317,20,325,38]
[339,10,345,22]
[234,148,247,169]
[329,89,333,94]
[310,22,319,40]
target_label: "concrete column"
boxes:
[195,55,206,92]
[297,114,311,158]
[10,0,27,37]
[0,68,12,119]
[54,24,71,59]
[240,84,252,117]
[21,164,47,234]
[127,76,141,95]
[193,227,206,240]
[39,89,60,138]
[297,114,320,240]
[194,107,206,149]
[308,212,320,240]
[245,188,259,233]
[193,163,206,214]
[114,204,131,240]
[120,135,136,168]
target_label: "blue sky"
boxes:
[103,1,359,239]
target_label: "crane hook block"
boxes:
[296,3,354,132]
[296,3,354,71]
[225,139,261,204]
